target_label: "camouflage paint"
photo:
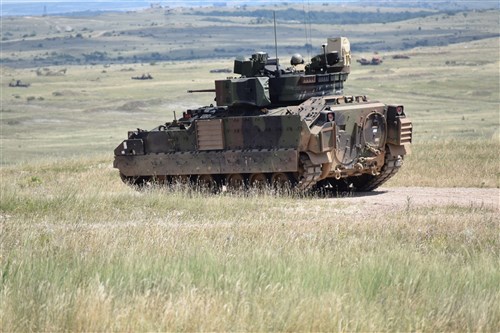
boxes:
[114,37,412,191]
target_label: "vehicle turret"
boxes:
[192,37,352,109]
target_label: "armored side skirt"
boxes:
[114,149,298,177]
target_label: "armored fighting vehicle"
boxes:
[357,56,383,65]
[114,37,412,192]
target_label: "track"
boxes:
[352,154,402,191]
[297,155,323,190]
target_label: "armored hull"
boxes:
[114,37,412,191]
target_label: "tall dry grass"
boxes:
[1,152,498,331]
[387,139,499,188]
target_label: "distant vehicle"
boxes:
[132,73,153,80]
[393,54,410,59]
[357,56,383,65]
[114,37,412,192]
[8,80,30,88]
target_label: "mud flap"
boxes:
[303,152,333,182]
[305,151,332,165]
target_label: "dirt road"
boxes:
[333,187,499,211]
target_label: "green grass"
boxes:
[387,139,499,188]
[1,157,499,331]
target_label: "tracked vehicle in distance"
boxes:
[114,37,412,191]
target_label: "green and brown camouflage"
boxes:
[114,37,412,191]
[212,37,351,108]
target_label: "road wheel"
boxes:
[226,174,245,190]
[271,172,291,190]
[171,175,190,185]
[120,173,150,187]
[249,173,268,190]
[196,174,217,192]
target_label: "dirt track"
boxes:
[334,187,499,211]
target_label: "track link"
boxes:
[296,155,323,191]
[354,154,403,191]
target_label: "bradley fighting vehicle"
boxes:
[114,37,412,191]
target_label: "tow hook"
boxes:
[334,168,342,180]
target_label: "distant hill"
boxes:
[2,4,498,68]
[1,0,497,17]
[1,1,150,16]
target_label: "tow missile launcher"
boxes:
[114,37,412,191]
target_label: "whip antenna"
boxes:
[273,11,280,76]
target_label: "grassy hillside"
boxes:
[1,6,498,67]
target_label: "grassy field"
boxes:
[1,4,499,332]
[1,156,499,331]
